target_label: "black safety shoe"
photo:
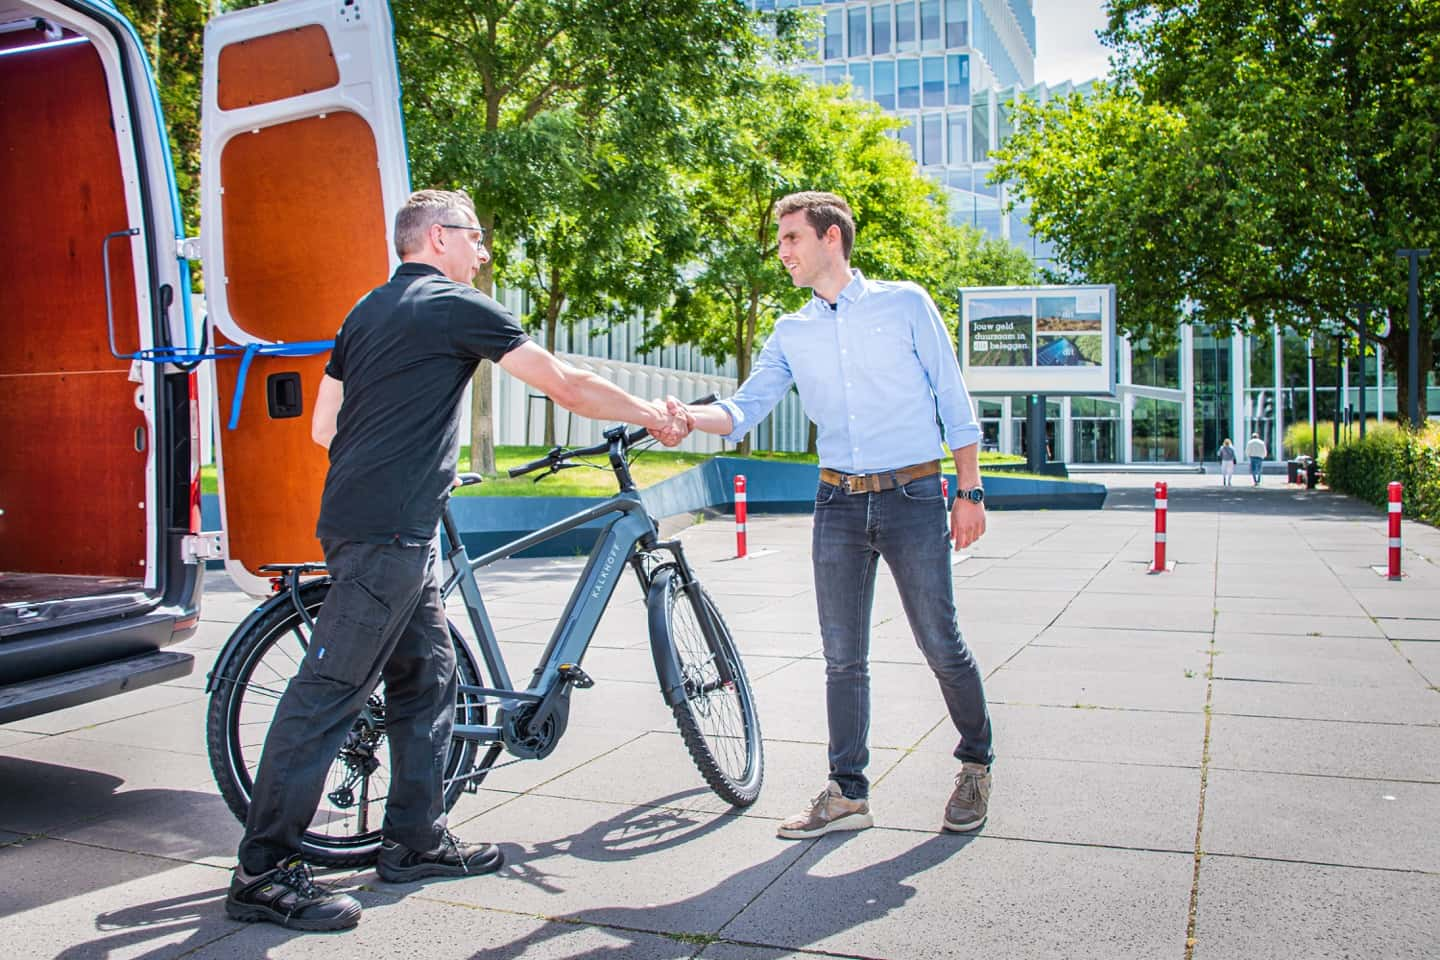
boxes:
[376,830,504,883]
[225,856,361,932]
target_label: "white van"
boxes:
[0,0,410,721]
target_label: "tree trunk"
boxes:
[1385,317,1433,429]
[542,276,564,447]
[734,293,759,457]
[468,213,498,474]
[807,420,818,456]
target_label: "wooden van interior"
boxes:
[0,40,147,579]
[214,109,390,570]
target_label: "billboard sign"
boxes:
[959,284,1117,396]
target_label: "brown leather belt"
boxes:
[819,460,942,495]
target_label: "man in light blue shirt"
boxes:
[681,191,994,838]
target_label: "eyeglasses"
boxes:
[439,223,487,249]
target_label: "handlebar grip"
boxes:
[508,455,553,478]
[689,393,718,405]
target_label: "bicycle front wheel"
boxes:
[204,579,484,867]
[649,566,763,807]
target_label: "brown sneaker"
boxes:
[776,781,873,839]
[943,762,992,832]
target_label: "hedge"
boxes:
[1324,422,1440,526]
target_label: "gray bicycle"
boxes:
[205,417,763,867]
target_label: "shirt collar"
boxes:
[810,269,867,312]
[395,262,445,278]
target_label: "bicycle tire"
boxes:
[649,565,763,807]
[204,578,486,868]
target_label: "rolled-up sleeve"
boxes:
[911,288,982,451]
[717,331,794,444]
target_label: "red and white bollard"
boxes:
[1148,481,1171,573]
[941,477,950,502]
[1387,481,1403,580]
[734,474,748,559]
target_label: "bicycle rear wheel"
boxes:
[649,565,763,807]
[205,579,485,867]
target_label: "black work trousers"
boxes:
[237,537,456,874]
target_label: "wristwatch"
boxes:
[956,486,985,505]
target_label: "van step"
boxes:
[0,650,194,724]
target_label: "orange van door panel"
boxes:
[201,0,410,595]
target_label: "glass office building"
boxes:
[747,0,1436,463]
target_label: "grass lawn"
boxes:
[200,446,1028,498]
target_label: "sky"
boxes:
[1031,1,1113,86]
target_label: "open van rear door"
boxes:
[201,0,410,595]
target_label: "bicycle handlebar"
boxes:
[505,394,718,479]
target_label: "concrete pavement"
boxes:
[3,474,1438,958]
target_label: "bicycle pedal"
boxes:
[557,663,594,689]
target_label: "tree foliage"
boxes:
[657,68,1032,424]
[993,0,1440,422]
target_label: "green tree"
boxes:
[116,0,207,237]
[657,68,1031,452]
[994,0,1440,424]
[391,0,760,471]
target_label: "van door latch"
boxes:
[182,532,224,563]
[177,237,202,261]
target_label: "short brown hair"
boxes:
[394,189,477,257]
[774,191,855,258]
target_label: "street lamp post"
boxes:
[1307,336,1318,489]
[1356,303,1374,439]
[1396,248,1430,427]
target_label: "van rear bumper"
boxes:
[0,650,194,724]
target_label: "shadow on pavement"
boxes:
[466,793,974,959]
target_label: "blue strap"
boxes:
[118,338,335,428]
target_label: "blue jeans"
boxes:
[1250,457,1263,483]
[811,473,993,800]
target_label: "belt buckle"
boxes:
[845,473,871,495]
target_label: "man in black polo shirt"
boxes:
[226,189,692,932]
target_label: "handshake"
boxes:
[648,395,698,447]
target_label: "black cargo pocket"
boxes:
[309,580,391,687]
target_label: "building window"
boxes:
[824,7,844,59]
[971,93,990,161]
[977,398,1003,452]
[873,59,897,109]
[872,3,892,55]
[919,0,942,50]
[1132,397,1183,462]
[946,112,968,165]
[921,55,945,107]
[895,0,917,52]
[897,117,918,159]
[799,64,823,85]
[1132,339,1181,390]
[921,113,943,164]
[946,53,969,105]
[848,61,871,99]
[1071,398,1121,463]
[825,63,848,85]
[898,57,920,108]
[847,5,868,56]
[945,0,968,47]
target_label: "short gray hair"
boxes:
[394,189,477,257]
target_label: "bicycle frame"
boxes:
[437,486,692,754]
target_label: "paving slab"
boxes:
[1208,714,1440,781]
[1052,592,1216,633]
[65,695,213,758]
[1192,856,1440,960]
[395,793,810,938]
[721,831,1194,960]
[1210,650,1429,688]
[0,739,217,835]
[1378,618,1440,641]
[1028,624,1215,653]
[1211,631,1395,659]
[1397,640,1440,685]
[1002,641,1210,680]
[1202,768,1440,871]
[0,838,237,959]
[191,892,704,960]
[1347,588,1440,620]
[1212,593,1370,617]
[877,750,1199,851]
[1210,677,1440,725]
[751,659,953,750]
[970,702,1205,767]
[985,666,1210,713]
[1212,610,1384,638]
